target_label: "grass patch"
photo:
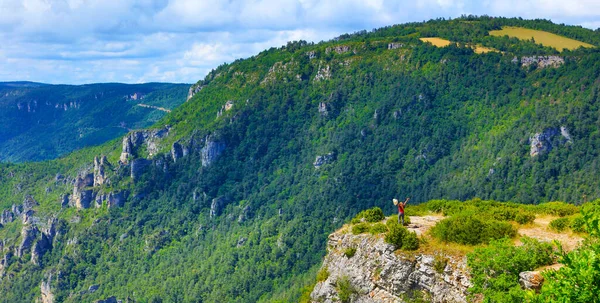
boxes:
[369,223,388,235]
[419,37,452,47]
[336,276,357,303]
[489,26,595,51]
[316,267,329,282]
[351,223,370,235]
[472,45,498,54]
[344,247,357,258]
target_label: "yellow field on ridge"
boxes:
[489,26,595,51]
[420,37,452,47]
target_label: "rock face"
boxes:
[310,231,470,303]
[73,173,94,209]
[314,65,331,82]
[519,271,544,292]
[201,136,226,167]
[0,209,14,225]
[31,233,52,265]
[210,196,228,218]
[529,127,571,157]
[131,159,152,181]
[314,153,335,168]
[318,102,329,116]
[17,225,39,257]
[119,127,169,164]
[93,156,109,186]
[388,43,403,49]
[40,273,54,303]
[107,191,128,208]
[520,56,564,68]
[326,45,351,54]
[187,84,203,101]
[171,142,184,163]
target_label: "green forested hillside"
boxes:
[0,82,188,162]
[0,17,599,302]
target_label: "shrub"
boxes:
[489,206,519,221]
[362,207,385,222]
[467,237,555,302]
[353,207,385,223]
[549,217,570,232]
[336,276,357,303]
[344,247,357,258]
[316,267,329,282]
[433,255,448,274]
[570,215,586,233]
[515,211,536,224]
[534,202,579,217]
[401,231,420,250]
[369,223,388,234]
[384,221,408,248]
[351,223,370,235]
[431,215,517,245]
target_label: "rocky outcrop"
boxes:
[388,43,403,49]
[314,153,335,168]
[318,102,329,116]
[519,271,544,292]
[31,233,52,265]
[73,173,94,209]
[131,158,152,181]
[216,100,235,118]
[520,56,564,68]
[210,196,229,218]
[40,273,54,303]
[314,65,331,82]
[17,225,39,257]
[529,126,571,157]
[171,142,184,163]
[187,84,203,102]
[105,191,128,208]
[0,209,14,225]
[326,45,351,54]
[310,230,470,303]
[238,205,251,223]
[0,251,13,277]
[60,194,69,208]
[119,126,170,164]
[201,136,226,167]
[23,195,39,210]
[93,156,110,186]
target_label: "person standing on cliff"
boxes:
[393,197,410,225]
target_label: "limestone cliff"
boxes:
[310,227,470,303]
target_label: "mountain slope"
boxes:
[0,16,599,302]
[0,82,189,162]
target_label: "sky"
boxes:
[0,0,599,85]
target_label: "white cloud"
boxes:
[0,0,597,84]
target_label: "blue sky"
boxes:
[0,0,598,84]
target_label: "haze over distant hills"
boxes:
[0,82,189,162]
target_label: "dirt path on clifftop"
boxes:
[517,216,583,251]
[382,215,445,236]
